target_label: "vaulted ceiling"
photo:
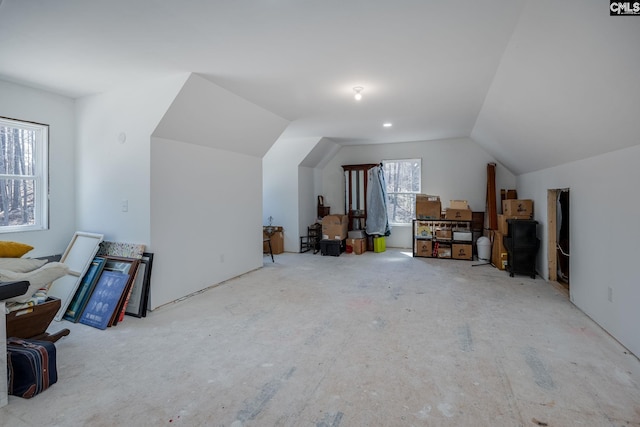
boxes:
[0,0,638,175]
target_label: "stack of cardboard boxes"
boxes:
[413,196,474,260]
[446,200,473,260]
[320,215,349,256]
[491,199,534,270]
[320,215,385,256]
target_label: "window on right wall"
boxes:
[383,158,421,224]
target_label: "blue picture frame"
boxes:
[63,257,106,323]
[78,270,129,330]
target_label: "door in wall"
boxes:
[548,189,570,293]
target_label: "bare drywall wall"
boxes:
[518,144,640,357]
[0,80,76,256]
[75,74,188,244]
[321,138,515,248]
[298,166,316,241]
[154,74,289,158]
[148,75,288,308]
[150,137,264,309]
[263,137,322,252]
[472,0,640,175]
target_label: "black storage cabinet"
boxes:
[503,219,539,278]
[320,239,345,257]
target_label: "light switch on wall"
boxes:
[121,199,128,212]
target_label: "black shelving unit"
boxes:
[412,219,474,260]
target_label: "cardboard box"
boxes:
[502,199,533,218]
[471,211,485,231]
[497,214,508,235]
[445,207,473,221]
[263,226,284,254]
[435,229,452,240]
[437,244,452,258]
[497,214,530,235]
[373,236,386,253]
[450,200,468,209]
[322,215,349,240]
[452,243,473,260]
[501,189,518,200]
[346,238,366,255]
[416,194,441,219]
[348,230,365,239]
[491,231,508,270]
[415,239,432,257]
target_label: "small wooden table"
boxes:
[263,238,274,262]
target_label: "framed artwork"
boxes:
[63,257,106,323]
[79,270,129,330]
[102,256,140,326]
[96,241,145,259]
[125,252,153,318]
[48,232,104,321]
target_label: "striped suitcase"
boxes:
[7,338,58,398]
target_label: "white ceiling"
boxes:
[0,0,638,175]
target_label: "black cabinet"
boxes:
[503,219,539,278]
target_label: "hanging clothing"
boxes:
[366,165,391,236]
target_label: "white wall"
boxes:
[75,74,188,244]
[150,137,263,309]
[150,75,287,308]
[321,138,516,248]
[0,80,76,257]
[263,137,321,252]
[154,74,288,158]
[298,166,316,239]
[518,144,640,357]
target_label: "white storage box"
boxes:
[453,231,473,241]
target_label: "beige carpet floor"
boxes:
[2,248,639,426]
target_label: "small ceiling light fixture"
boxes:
[353,86,364,101]
[383,123,393,128]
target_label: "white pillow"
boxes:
[2,262,70,303]
[0,258,47,273]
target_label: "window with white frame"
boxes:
[0,117,49,232]
[383,158,421,224]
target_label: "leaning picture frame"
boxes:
[102,256,140,326]
[125,252,153,318]
[79,270,130,330]
[63,256,107,323]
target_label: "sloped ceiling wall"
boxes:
[299,137,341,169]
[153,73,289,157]
[472,0,640,175]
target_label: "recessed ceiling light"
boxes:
[383,123,393,127]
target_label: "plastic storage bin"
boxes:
[476,236,492,261]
